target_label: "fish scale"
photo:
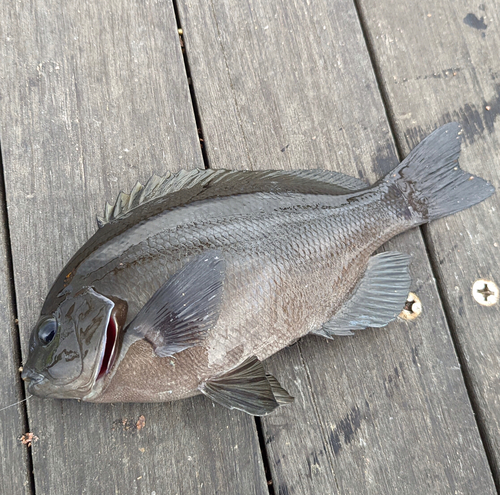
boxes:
[96,186,411,393]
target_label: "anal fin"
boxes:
[312,251,411,338]
[199,356,294,416]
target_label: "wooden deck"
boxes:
[0,0,499,493]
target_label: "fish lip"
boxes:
[26,380,41,395]
[21,369,45,394]
[21,368,44,383]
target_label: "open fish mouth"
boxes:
[97,310,119,380]
[95,294,128,381]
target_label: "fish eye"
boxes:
[38,318,57,345]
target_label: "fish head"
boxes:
[22,287,128,399]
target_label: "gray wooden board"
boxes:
[0,0,268,494]
[357,0,500,484]
[0,185,31,492]
[178,0,495,493]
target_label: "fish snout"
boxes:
[21,367,44,384]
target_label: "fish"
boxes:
[21,123,495,416]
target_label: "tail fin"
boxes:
[386,123,495,222]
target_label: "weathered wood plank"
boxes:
[0,1,268,493]
[178,0,495,492]
[357,0,500,484]
[0,183,31,493]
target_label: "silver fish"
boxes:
[22,123,494,415]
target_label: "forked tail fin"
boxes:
[385,123,495,223]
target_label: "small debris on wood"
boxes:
[19,432,38,447]
[136,415,146,430]
[112,415,146,432]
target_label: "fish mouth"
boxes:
[96,295,128,381]
[21,368,45,390]
[21,368,50,396]
[97,310,119,380]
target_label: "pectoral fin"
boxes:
[127,250,225,357]
[199,356,294,416]
[312,251,411,338]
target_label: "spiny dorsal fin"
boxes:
[97,168,369,228]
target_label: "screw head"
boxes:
[472,279,499,306]
[399,292,422,320]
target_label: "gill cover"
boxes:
[23,288,116,399]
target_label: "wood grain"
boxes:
[357,0,500,485]
[0,0,268,493]
[178,0,495,492]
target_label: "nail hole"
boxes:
[400,292,422,320]
[472,279,499,306]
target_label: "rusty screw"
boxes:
[472,279,499,306]
[399,292,422,320]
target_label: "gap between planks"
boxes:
[0,142,36,494]
[172,0,209,169]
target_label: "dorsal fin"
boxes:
[97,168,369,228]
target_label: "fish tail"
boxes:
[385,123,495,223]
